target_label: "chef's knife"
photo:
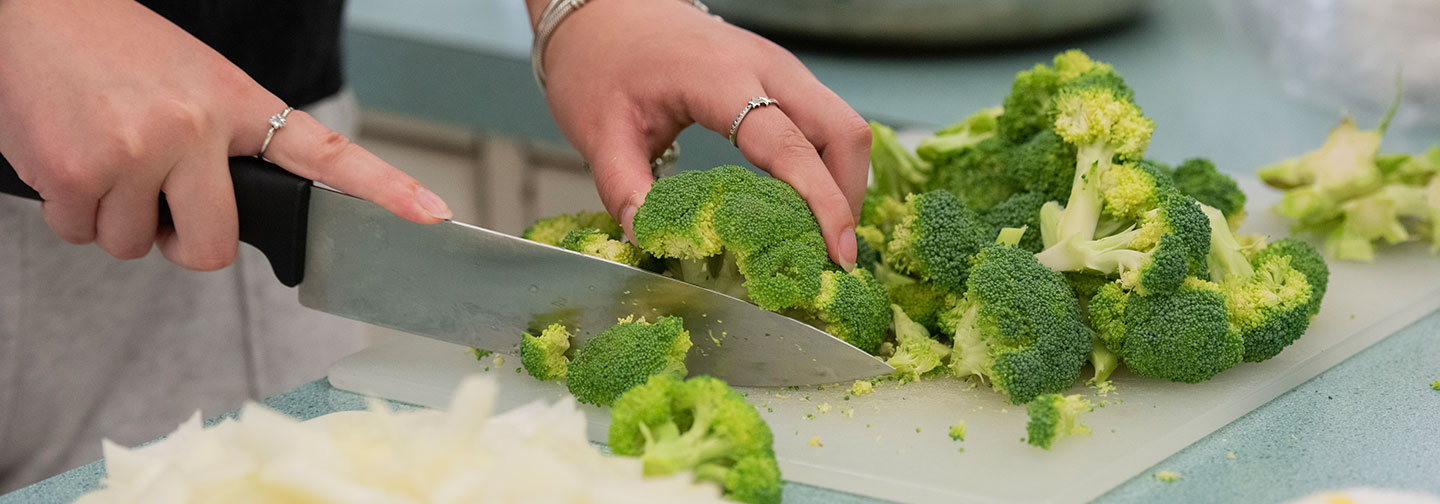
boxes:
[0,155,892,386]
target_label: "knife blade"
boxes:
[0,155,892,386]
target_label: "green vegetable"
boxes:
[522,211,623,246]
[885,304,951,382]
[884,190,990,295]
[1089,277,1242,383]
[1204,205,1325,362]
[1025,393,1092,450]
[609,374,783,504]
[560,227,651,268]
[1169,158,1247,229]
[520,323,572,381]
[565,316,691,406]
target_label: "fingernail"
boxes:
[416,187,453,220]
[621,205,639,245]
[838,226,857,272]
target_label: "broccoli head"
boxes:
[1088,277,1243,383]
[887,280,950,332]
[869,121,932,200]
[560,227,651,268]
[885,190,990,295]
[1170,158,1247,228]
[1204,206,1325,362]
[522,211,622,246]
[520,323,572,381]
[809,269,892,354]
[1025,393,1092,450]
[996,49,1122,144]
[945,240,1091,404]
[609,374,782,504]
[885,304,951,382]
[1008,129,1078,204]
[1252,237,1329,318]
[926,136,1026,210]
[980,191,1049,253]
[565,315,691,406]
[1038,187,1210,295]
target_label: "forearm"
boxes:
[523,0,547,29]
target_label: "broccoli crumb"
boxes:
[817,403,833,414]
[849,380,875,396]
[515,367,522,374]
[808,436,823,447]
[492,354,505,367]
[804,414,815,420]
[1431,380,1440,391]
[949,420,967,441]
[1226,451,1236,460]
[471,348,493,360]
[767,407,774,413]
[915,427,922,433]
[1153,471,1181,483]
[1091,380,1117,397]
[841,407,855,418]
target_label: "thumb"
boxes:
[236,109,452,225]
[587,139,658,245]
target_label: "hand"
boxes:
[0,0,452,271]
[534,0,870,269]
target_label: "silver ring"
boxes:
[256,107,294,160]
[728,97,778,148]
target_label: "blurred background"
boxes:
[344,0,1439,343]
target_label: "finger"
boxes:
[586,130,658,245]
[155,152,238,271]
[243,110,451,224]
[728,102,858,270]
[39,192,100,245]
[94,180,160,260]
[760,69,871,220]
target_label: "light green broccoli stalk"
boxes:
[609,374,782,504]
[1025,393,1093,450]
[885,304,951,382]
[915,107,1002,162]
[565,315,691,407]
[519,323,572,381]
[869,121,932,200]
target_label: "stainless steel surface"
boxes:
[297,187,893,387]
[705,0,1152,46]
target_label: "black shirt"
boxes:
[139,0,346,108]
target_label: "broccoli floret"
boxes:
[980,191,1049,253]
[522,211,623,246]
[1038,187,1211,295]
[1171,158,1247,228]
[1325,184,1431,262]
[948,420,967,442]
[1253,237,1330,318]
[520,323,572,381]
[859,192,909,237]
[1025,393,1092,450]
[886,304,951,382]
[560,227,650,267]
[996,49,1120,143]
[945,241,1091,404]
[1258,118,1385,201]
[916,107,1002,163]
[1009,129,1078,204]
[565,316,691,406]
[927,137,1026,210]
[885,190,990,295]
[1203,205,1324,362]
[888,281,950,332]
[609,374,782,504]
[1089,277,1243,383]
[1045,77,1155,247]
[870,121,932,200]
[809,269,892,354]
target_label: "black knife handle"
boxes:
[0,153,312,287]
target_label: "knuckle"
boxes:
[311,130,357,168]
[836,114,872,149]
[181,243,237,272]
[770,127,817,166]
[38,158,101,198]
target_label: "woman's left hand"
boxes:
[532,0,871,270]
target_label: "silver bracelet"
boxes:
[530,0,719,90]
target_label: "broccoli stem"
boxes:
[947,301,991,379]
[1058,144,1115,243]
[1202,205,1254,282]
[639,405,734,479]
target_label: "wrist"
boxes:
[530,0,717,89]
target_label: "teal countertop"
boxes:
[6,0,1440,502]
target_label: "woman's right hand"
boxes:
[0,0,452,271]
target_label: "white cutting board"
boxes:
[328,180,1440,504]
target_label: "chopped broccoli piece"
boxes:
[522,211,622,246]
[1025,393,1092,450]
[1089,278,1243,382]
[470,348,493,360]
[916,107,1002,162]
[885,190,990,295]
[948,420,967,441]
[1153,471,1182,483]
[927,137,1026,210]
[520,323,572,381]
[609,374,782,504]
[886,304,951,382]
[560,227,650,267]
[887,281,950,333]
[1431,380,1440,391]
[980,192,1049,253]
[633,166,891,353]
[1170,158,1247,228]
[565,316,691,406]
[1205,206,1326,362]
[1258,118,1384,201]
[849,380,874,396]
[945,241,1092,404]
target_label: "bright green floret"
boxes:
[633,166,891,353]
[522,211,622,246]
[520,323,572,381]
[927,136,1026,211]
[885,304,951,382]
[887,280,950,332]
[1204,206,1323,362]
[948,420,967,442]
[609,374,782,504]
[997,49,1122,144]
[1045,77,1155,248]
[980,192,1049,253]
[885,190,990,295]
[1170,158,1247,228]
[1088,277,1243,383]
[916,107,1002,163]
[945,241,1091,404]
[560,227,649,267]
[565,316,692,406]
[1025,393,1092,450]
